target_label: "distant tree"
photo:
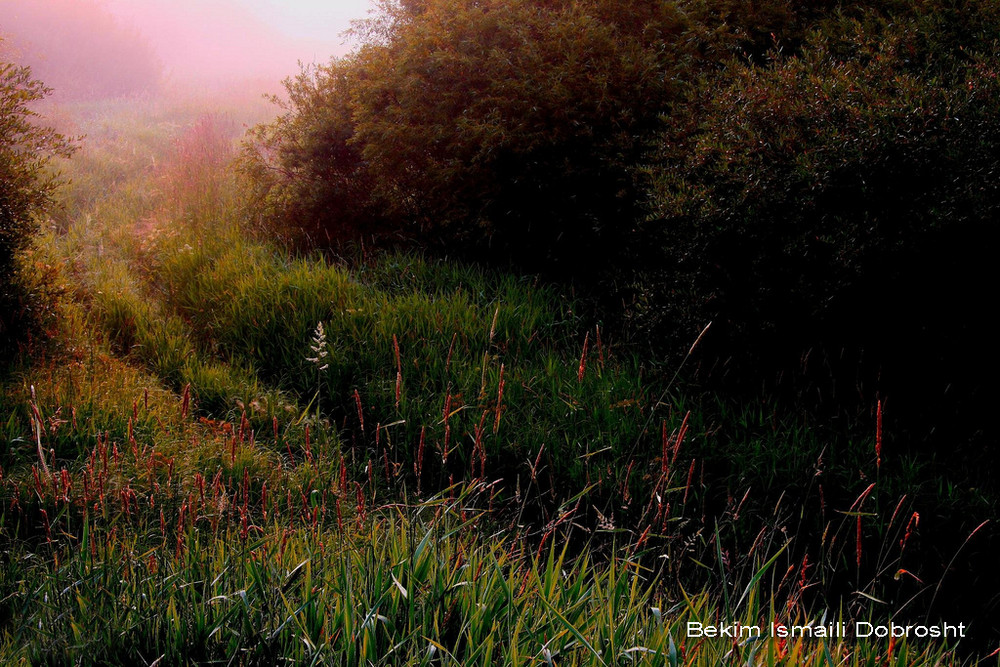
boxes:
[0,54,73,346]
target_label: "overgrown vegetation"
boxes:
[242,0,999,435]
[238,4,1000,642]
[2,0,998,663]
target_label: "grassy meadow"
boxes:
[0,90,995,665]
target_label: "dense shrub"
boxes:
[239,0,857,267]
[641,1,1000,426]
[241,0,699,272]
[0,55,73,349]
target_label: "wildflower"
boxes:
[306,322,329,371]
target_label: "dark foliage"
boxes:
[0,56,72,351]
[243,0,999,446]
[239,5,1000,637]
[642,2,1000,435]
[241,0,702,273]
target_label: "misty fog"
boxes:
[1,0,369,100]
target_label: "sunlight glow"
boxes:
[102,0,374,84]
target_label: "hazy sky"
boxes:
[103,0,375,84]
[237,0,375,43]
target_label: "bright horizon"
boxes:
[102,0,375,85]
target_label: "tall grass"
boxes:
[1,94,993,663]
[0,419,974,665]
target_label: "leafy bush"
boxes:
[0,55,73,349]
[640,1,1000,432]
[239,0,861,270]
[241,0,695,272]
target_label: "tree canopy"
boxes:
[242,0,702,270]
